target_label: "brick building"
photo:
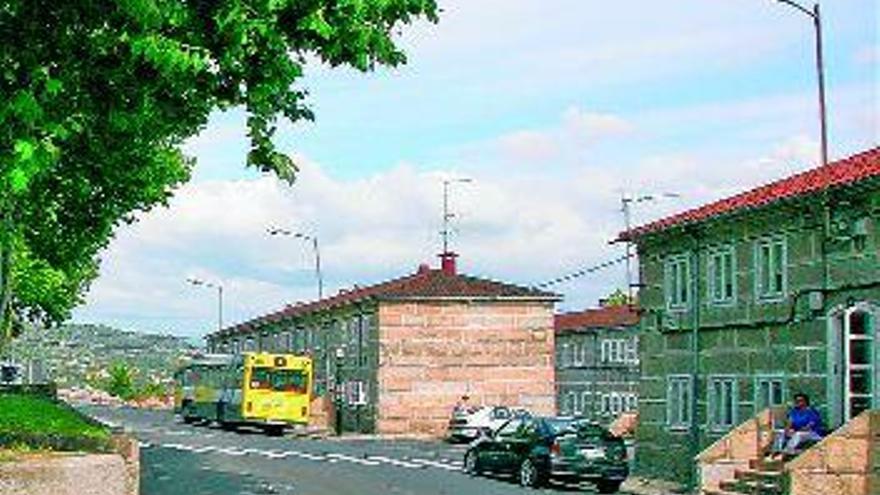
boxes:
[621,147,880,484]
[206,254,560,436]
[554,305,640,424]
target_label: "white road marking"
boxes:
[285,451,327,461]
[326,453,381,466]
[217,447,248,456]
[367,456,426,469]
[408,458,462,471]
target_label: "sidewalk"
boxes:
[621,477,692,495]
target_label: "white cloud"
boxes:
[74,120,835,339]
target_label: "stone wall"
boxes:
[0,433,139,495]
[376,301,556,436]
[786,409,879,495]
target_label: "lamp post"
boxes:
[620,192,680,301]
[334,347,345,436]
[441,178,473,254]
[187,277,224,334]
[268,227,323,300]
[774,0,829,168]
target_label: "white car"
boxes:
[447,406,530,442]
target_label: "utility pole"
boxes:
[775,1,829,168]
[620,192,680,301]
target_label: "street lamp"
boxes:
[774,0,829,168]
[187,277,224,333]
[334,347,345,436]
[441,177,473,254]
[268,227,323,300]
[620,192,681,301]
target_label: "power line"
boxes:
[535,253,633,289]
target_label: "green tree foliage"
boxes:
[603,288,634,307]
[106,362,136,401]
[0,0,438,340]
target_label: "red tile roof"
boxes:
[554,305,639,333]
[212,268,559,338]
[621,147,880,240]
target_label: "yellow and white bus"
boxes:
[174,352,312,435]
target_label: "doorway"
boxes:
[828,303,877,428]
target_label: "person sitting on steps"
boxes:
[771,392,825,459]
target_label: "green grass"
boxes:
[0,394,110,452]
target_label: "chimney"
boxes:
[417,263,431,274]
[438,252,458,276]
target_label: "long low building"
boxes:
[206,253,560,436]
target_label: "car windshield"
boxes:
[544,418,579,435]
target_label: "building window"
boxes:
[601,339,631,364]
[665,254,691,310]
[346,380,368,406]
[573,342,584,367]
[755,236,787,300]
[755,377,785,413]
[581,391,591,415]
[708,245,736,304]
[560,343,570,368]
[625,337,639,364]
[708,376,738,430]
[667,375,692,429]
[565,391,577,415]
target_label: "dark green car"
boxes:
[463,416,628,493]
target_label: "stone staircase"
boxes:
[703,458,785,495]
[698,409,879,495]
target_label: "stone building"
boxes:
[621,147,880,484]
[206,253,559,436]
[554,305,640,424]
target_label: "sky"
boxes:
[71,0,878,341]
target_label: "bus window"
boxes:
[250,368,272,390]
[271,370,309,394]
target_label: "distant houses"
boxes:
[206,253,559,436]
[622,147,879,484]
[554,304,640,424]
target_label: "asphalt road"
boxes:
[83,406,632,495]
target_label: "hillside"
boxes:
[4,323,197,389]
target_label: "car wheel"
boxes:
[596,479,622,494]
[463,450,481,476]
[519,458,545,488]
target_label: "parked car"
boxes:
[462,415,629,493]
[447,405,529,442]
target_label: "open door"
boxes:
[829,303,878,428]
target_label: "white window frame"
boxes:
[346,380,368,406]
[667,375,693,429]
[755,236,787,301]
[567,391,578,415]
[665,254,692,311]
[573,341,585,367]
[708,244,737,305]
[708,376,738,431]
[754,376,785,413]
[625,337,639,365]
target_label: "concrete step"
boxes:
[749,457,784,471]
[734,468,784,482]
[719,479,783,495]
